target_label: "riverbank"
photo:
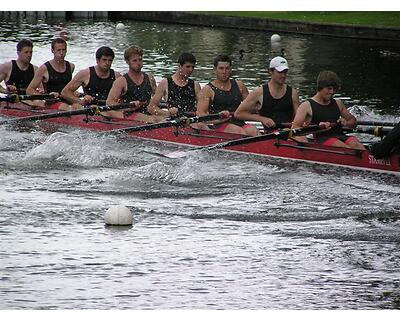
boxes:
[110,11,400,41]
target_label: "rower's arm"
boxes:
[234,87,266,122]
[147,79,170,117]
[337,99,357,128]
[236,80,249,100]
[61,69,88,104]
[291,88,300,121]
[193,80,202,112]
[147,73,157,96]
[26,65,47,96]
[196,85,212,116]
[291,101,312,143]
[0,61,12,93]
[103,77,127,118]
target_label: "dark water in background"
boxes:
[1,16,400,114]
[1,17,400,310]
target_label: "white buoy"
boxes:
[116,23,125,30]
[271,34,281,43]
[104,205,133,226]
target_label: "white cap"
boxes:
[269,56,289,72]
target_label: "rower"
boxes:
[370,121,400,158]
[26,37,75,109]
[61,46,121,110]
[234,56,300,133]
[291,70,366,150]
[104,45,162,122]
[0,39,38,95]
[196,54,258,135]
[148,52,201,119]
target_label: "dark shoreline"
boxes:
[110,11,400,41]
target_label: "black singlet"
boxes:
[122,73,152,113]
[309,98,346,142]
[167,77,196,114]
[44,61,72,94]
[6,60,34,95]
[260,84,293,124]
[208,79,245,127]
[83,66,116,100]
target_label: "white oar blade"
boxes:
[163,150,191,159]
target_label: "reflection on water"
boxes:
[1,16,399,114]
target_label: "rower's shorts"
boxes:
[46,102,63,110]
[214,122,254,133]
[319,135,358,147]
[124,112,139,120]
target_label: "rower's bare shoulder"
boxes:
[298,100,312,112]
[0,60,12,74]
[291,87,299,96]
[248,86,263,98]
[200,83,213,96]
[70,62,76,72]
[114,71,122,78]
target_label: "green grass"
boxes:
[210,12,400,28]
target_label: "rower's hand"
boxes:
[128,100,142,111]
[337,118,348,127]
[168,107,179,117]
[261,117,276,128]
[6,85,17,93]
[319,121,332,129]
[221,110,231,118]
[50,92,60,99]
[81,94,95,105]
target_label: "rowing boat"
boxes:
[1,101,399,175]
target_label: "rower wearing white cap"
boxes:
[234,56,300,131]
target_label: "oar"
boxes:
[357,120,399,127]
[0,94,57,103]
[0,102,135,125]
[163,124,326,159]
[108,112,229,134]
[344,126,392,137]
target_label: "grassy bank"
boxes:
[214,12,400,28]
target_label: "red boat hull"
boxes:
[1,102,399,174]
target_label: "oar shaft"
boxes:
[109,112,227,134]
[0,94,56,103]
[344,126,392,137]
[208,125,322,150]
[0,102,133,125]
[357,120,399,127]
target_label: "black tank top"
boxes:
[122,73,152,113]
[260,84,293,124]
[83,66,116,100]
[167,77,196,113]
[309,98,344,137]
[44,61,72,94]
[6,60,34,95]
[208,79,242,113]
[208,79,245,127]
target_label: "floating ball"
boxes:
[271,34,281,43]
[116,23,125,30]
[104,205,133,226]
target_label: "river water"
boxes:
[1,16,400,311]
